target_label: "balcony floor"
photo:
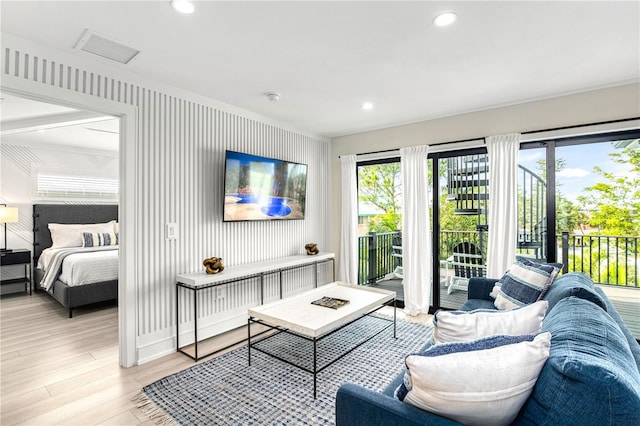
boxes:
[366,275,469,310]
[598,285,640,340]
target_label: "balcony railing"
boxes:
[358,231,400,285]
[358,230,640,288]
[560,232,639,287]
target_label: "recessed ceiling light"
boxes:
[171,0,195,14]
[433,11,457,27]
[361,102,374,110]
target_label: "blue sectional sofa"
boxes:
[336,273,640,425]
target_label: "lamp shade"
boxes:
[0,207,19,223]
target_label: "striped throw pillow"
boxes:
[494,258,560,310]
[82,232,119,247]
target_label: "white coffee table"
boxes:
[247,281,396,398]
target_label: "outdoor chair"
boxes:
[384,233,403,280]
[445,241,486,294]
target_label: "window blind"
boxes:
[36,172,119,199]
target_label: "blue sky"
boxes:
[518,142,633,203]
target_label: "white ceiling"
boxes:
[1,1,639,139]
[0,94,120,152]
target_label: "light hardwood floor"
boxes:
[0,291,248,426]
[1,291,429,425]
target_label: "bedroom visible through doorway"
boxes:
[0,92,122,350]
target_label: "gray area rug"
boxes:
[136,315,433,425]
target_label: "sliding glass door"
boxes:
[519,130,640,284]
[352,129,639,315]
[431,148,489,310]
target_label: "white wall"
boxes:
[329,83,640,272]
[0,141,118,250]
[1,33,331,364]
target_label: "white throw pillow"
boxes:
[49,222,115,248]
[489,284,500,299]
[433,300,548,344]
[396,332,551,426]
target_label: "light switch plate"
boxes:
[166,223,177,240]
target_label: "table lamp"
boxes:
[0,205,19,252]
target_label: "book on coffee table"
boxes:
[311,296,350,309]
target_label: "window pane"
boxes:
[36,172,119,199]
[556,139,639,286]
[439,154,489,309]
[518,148,548,261]
[356,161,402,286]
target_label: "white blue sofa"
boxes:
[336,272,640,425]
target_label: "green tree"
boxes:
[578,146,640,236]
[358,163,402,230]
[556,194,584,234]
[357,159,487,234]
[367,211,401,233]
[438,193,478,231]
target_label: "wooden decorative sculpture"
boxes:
[305,243,319,255]
[203,257,225,274]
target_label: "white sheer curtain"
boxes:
[400,145,431,316]
[486,133,520,278]
[338,155,358,283]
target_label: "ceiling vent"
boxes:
[75,29,141,65]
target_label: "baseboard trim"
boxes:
[136,312,248,364]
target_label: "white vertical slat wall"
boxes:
[2,46,331,362]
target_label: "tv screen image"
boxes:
[223,151,307,222]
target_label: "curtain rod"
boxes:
[337,117,639,158]
[521,117,638,135]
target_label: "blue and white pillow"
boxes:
[396,332,551,426]
[82,232,119,247]
[494,257,560,310]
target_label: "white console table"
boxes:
[176,252,335,361]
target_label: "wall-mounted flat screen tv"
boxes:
[223,150,307,222]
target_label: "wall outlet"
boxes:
[165,223,177,240]
[216,287,226,299]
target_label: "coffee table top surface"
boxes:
[248,281,395,337]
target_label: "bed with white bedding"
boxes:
[33,204,119,318]
[38,246,119,291]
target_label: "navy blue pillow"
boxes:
[516,256,563,271]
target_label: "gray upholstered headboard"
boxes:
[32,204,119,266]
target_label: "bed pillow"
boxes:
[433,300,548,344]
[82,232,119,247]
[49,222,115,248]
[495,258,560,310]
[396,332,551,426]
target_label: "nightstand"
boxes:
[1,249,32,295]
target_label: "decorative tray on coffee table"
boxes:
[311,296,350,309]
